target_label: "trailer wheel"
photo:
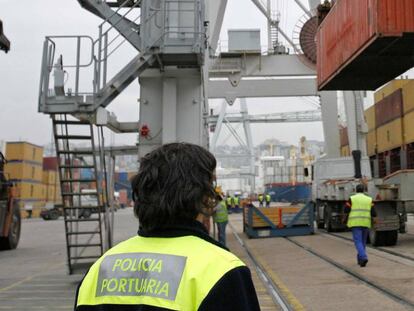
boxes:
[324,208,333,232]
[49,209,60,220]
[79,209,92,219]
[369,229,384,247]
[383,230,398,246]
[0,205,21,250]
[41,213,50,220]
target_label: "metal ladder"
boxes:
[52,114,108,275]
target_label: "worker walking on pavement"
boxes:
[265,193,271,208]
[75,143,260,311]
[233,195,240,213]
[213,193,228,246]
[226,195,233,214]
[345,184,377,267]
[258,193,264,207]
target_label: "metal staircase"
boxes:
[53,114,108,274]
[270,23,279,51]
[77,0,142,51]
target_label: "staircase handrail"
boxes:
[95,12,141,61]
[99,0,142,35]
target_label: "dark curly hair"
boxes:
[131,143,217,232]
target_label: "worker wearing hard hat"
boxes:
[213,192,229,246]
[258,193,264,207]
[75,143,260,311]
[345,184,377,267]
[265,193,271,208]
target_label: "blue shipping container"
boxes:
[265,183,311,203]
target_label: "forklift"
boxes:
[0,20,19,250]
[0,152,21,250]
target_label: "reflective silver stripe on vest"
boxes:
[96,252,187,300]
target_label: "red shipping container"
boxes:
[43,157,59,170]
[375,89,403,126]
[317,0,414,90]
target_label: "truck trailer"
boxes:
[312,154,413,246]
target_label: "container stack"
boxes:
[4,142,45,218]
[371,79,414,176]
[42,157,62,206]
[262,156,309,185]
[340,79,414,177]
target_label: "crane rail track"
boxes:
[285,237,414,309]
[229,223,294,311]
[324,231,414,262]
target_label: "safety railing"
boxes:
[141,0,205,54]
[38,0,207,112]
[38,35,95,110]
[38,0,142,109]
[94,0,143,92]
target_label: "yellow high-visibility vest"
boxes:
[347,193,372,228]
[214,200,228,223]
[76,235,244,310]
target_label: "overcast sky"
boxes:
[0,0,323,149]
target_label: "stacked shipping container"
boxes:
[4,142,45,217]
[42,157,62,206]
[342,79,414,177]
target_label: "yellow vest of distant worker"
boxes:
[347,193,372,228]
[76,235,245,310]
[214,201,228,223]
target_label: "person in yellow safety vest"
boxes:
[233,195,240,213]
[265,194,271,208]
[258,194,264,207]
[75,143,260,311]
[345,184,377,267]
[226,195,233,214]
[213,194,228,246]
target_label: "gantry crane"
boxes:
[38,0,208,274]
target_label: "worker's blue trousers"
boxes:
[216,221,228,247]
[351,227,369,262]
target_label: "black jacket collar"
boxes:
[138,220,229,251]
